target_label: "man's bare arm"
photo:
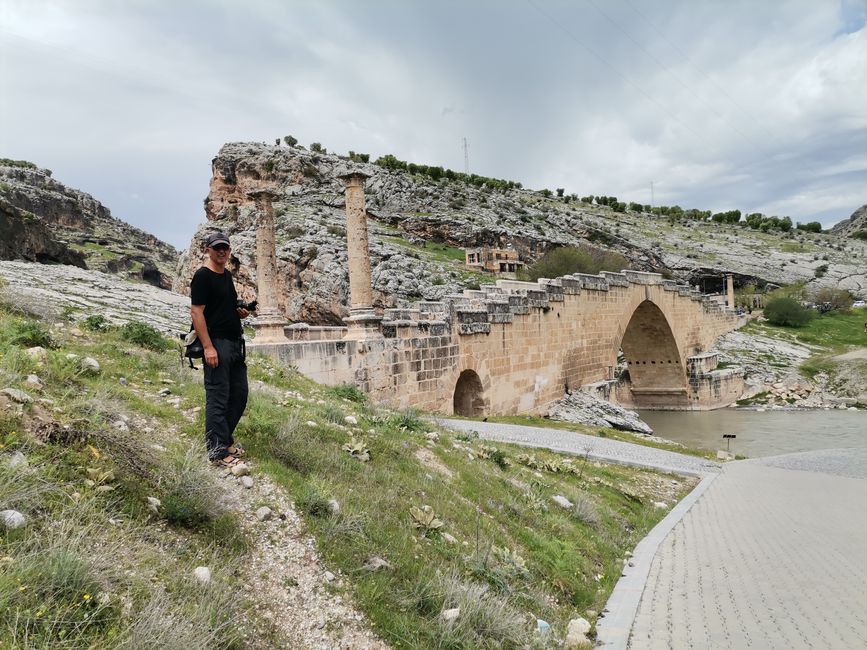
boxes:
[191,305,218,368]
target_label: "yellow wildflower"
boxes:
[82,593,91,601]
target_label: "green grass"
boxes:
[0,300,695,648]
[745,308,867,348]
[744,308,867,386]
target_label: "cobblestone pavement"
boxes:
[627,448,867,649]
[436,418,720,476]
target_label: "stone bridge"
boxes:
[246,173,745,414]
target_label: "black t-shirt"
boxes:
[190,267,242,340]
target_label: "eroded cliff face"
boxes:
[0,161,177,289]
[176,142,867,325]
[174,142,670,324]
[831,204,867,238]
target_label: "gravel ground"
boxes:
[435,418,720,476]
[221,467,388,650]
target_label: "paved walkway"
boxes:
[625,448,867,649]
[436,419,720,476]
[437,419,867,649]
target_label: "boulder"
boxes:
[564,616,593,649]
[1,510,26,530]
[550,391,653,434]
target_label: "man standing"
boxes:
[190,232,251,466]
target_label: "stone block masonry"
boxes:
[249,269,745,415]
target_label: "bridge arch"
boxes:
[453,369,487,416]
[619,300,687,403]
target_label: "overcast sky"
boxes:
[2,0,866,249]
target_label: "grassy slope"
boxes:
[743,307,867,388]
[0,299,694,648]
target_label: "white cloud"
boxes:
[1,0,865,248]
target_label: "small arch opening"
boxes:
[453,370,486,417]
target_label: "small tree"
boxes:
[283,135,298,146]
[310,142,325,153]
[812,287,853,312]
[556,188,565,198]
[763,298,814,327]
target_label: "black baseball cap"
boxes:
[205,232,231,248]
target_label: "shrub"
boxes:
[763,298,814,327]
[82,314,109,331]
[283,135,298,146]
[812,287,853,312]
[814,264,828,278]
[326,224,346,237]
[852,229,867,241]
[10,319,55,348]
[120,321,169,351]
[330,383,368,403]
[519,246,627,281]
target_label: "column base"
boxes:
[251,312,287,343]
[344,309,383,340]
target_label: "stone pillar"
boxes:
[247,188,287,343]
[726,274,735,309]
[340,171,382,339]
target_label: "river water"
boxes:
[638,409,867,458]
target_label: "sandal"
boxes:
[227,443,246,458]
[211,454,241,467]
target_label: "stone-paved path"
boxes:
[436,418,720,476]
[627,447,867,649]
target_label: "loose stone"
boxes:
[193,566,211,584]
[0,510,26,530]
[256,506,273,521]
[240,476,254,489]
[231,462,250,477]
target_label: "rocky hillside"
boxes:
[176,142,867,324]
[831,204,867,239]
[0,159,177,288]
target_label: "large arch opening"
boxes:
[619,300,687,408]
[453,370,486,417]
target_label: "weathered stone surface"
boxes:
[0,261,190,334]
[0,510,26,530]
[564,616,593,649]
[550,391,653,434]
[0,388,33,404]
[0,161,176,287]
[192,566,211,584]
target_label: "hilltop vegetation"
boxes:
[0,281,692,648]
[179,141,866,327]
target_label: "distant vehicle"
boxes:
[853,300,866,308]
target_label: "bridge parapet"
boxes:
[600,271,630,287]
[572,273,611,291]
[538,279,565,302]
[624,270,664,285]
[418,301,448,321]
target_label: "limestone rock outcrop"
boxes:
[0,160,177,288]
[177,142,866,325]
[830,204,867,239]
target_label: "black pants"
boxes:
[204,338,248,460]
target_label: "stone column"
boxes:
[340,171,382,339]
[726,274,735,309]
[247,188,287,343]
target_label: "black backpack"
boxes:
[180,328,204,369]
